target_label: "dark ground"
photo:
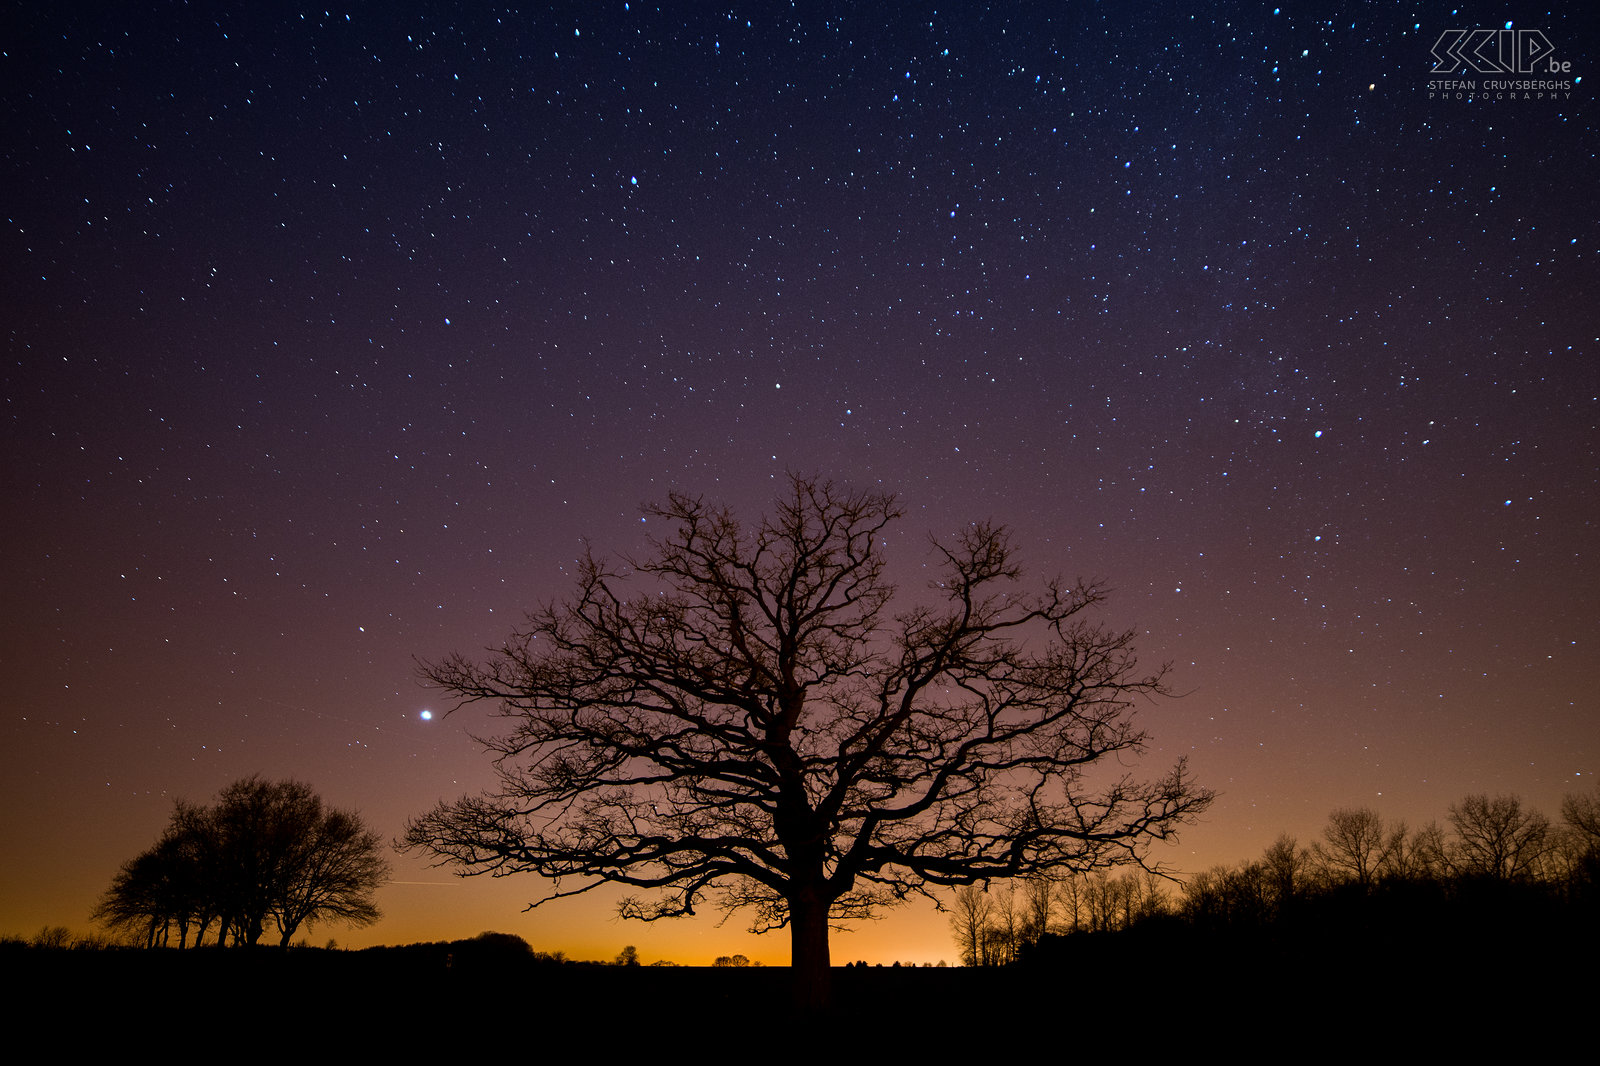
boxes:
[9,927,1589,1055]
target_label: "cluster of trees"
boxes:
[952,787,1600,962]
[950,868,1171,965]
[1176,789,1599,930]
[2,926,123,951]
[94,776,390,948]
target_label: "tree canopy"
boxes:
[403,476,1212,1008]
[96,776,389,947]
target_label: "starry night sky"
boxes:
[4,3,1596,964]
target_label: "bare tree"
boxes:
[94,847,180,948]
[94,803,218,948]
[1559,783,1600,894]
[1446,794,1551,881]
[1561,783,1600,846]
[1179,866,1226,927]
[1181,861,1268,929]
[1085,871,1121,931]
[1118,872,1143,928]
[980,923,1013,966]
[1260,833,1309,911]
[1136,868,1170,922]
[988,883,1021,964]
[403,476,1213,1010]
[269,805,388,946]
[1054,871,1085,934]
[1391,821,1449,882]
[1020,874,1055,944]
[949,883,993,966]
[1312,807,1398,889]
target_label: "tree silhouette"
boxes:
[1020,874,1055,945]
[1312,807,1401,889]
[96,776,388,947]
[94,802,216,947]
[1446,793,1551,881]
[1260,833,1310,913]
[403,476,1212,1011]
[267,803,389,946]
[1561,783,1600,847]
[949,883,994,966]
[95,841,190,948]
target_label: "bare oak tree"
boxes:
[403,476,1212,1010]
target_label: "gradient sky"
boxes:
[4,3,1595,965]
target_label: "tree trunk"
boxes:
[788,889,832,1017]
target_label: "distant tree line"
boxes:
[950,868,1172,966]
[952,786,1600,963]
[1,926,124,951]
[1173,789,1599,935]
[93,776,389,948]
